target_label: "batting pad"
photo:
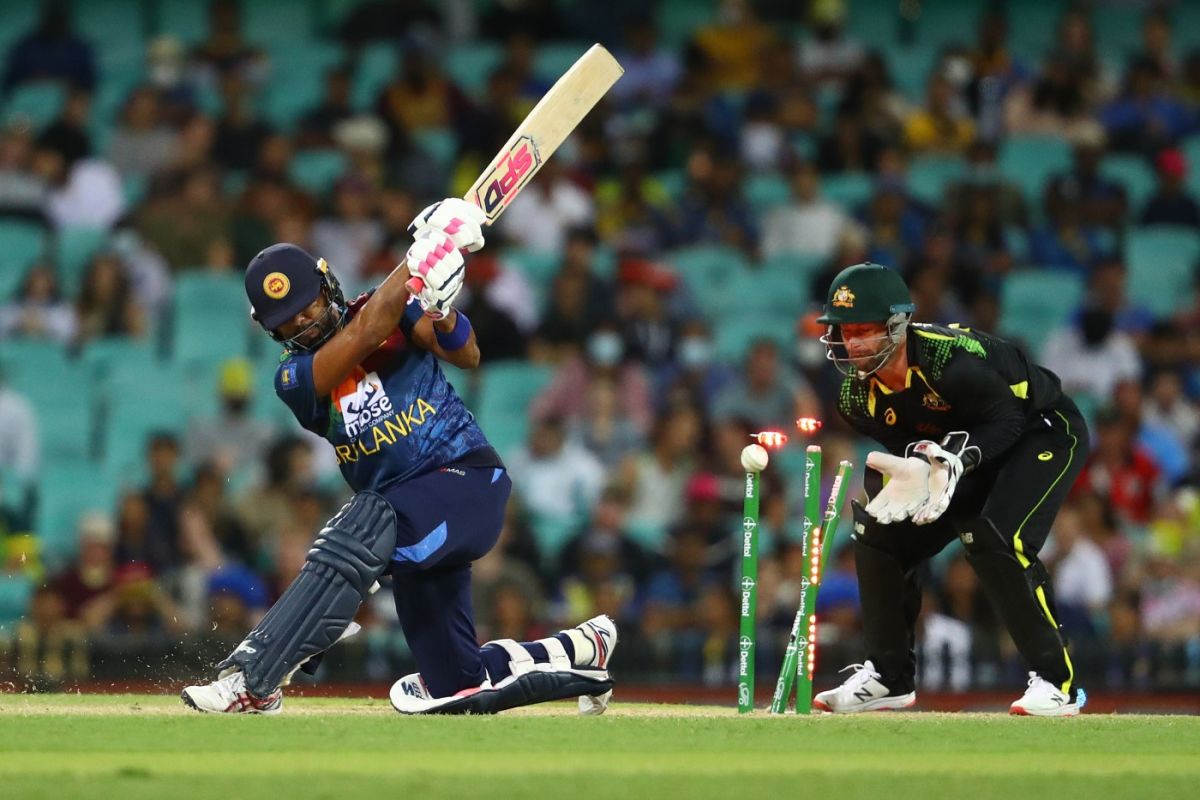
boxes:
[218,491,397,697]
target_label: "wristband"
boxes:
[434,311,472,351]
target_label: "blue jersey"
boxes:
[273,293,491,492]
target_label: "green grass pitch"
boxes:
[1,694,1198,799]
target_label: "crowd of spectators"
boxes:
[2,0,1199,693]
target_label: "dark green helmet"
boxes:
[817,263,914,378]
[816,262,915,325]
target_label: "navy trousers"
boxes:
[383,462,512,697]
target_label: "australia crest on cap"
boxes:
[831,285,855,308]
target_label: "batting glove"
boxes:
[863,451,931,525]
[409,198,487,253]
[405,235,465,319]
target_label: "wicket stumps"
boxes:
[737,467,760,714]
[770,456,852,714]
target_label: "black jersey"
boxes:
[836,323,1066,470]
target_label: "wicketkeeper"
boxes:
[182,198,616,714]
[812,263,1088,716]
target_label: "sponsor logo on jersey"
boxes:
[1038,451,1054,461]
[263,271,290,299]
[831,285,856,308]
[280,363,297,389]
[884,407,897,425]
[331,368,439,465]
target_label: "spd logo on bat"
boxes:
[475,135,540,219]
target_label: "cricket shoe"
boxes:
[181,669,283,715]
[1010,673,1086,717]
[812,661,916,713]
[567,615,618,715]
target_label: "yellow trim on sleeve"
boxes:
[1010,381,1029,399]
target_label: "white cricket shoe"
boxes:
[1010,672,1085,717]
[571,615,618,715]
[812,661,916,713]
[181,670,283,715]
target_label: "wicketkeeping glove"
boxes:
[863,451,931,525]
[405,235,465,319]
[408,198,487,253]
[909,431,977,526]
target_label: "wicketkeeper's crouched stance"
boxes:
[812,264,1088,717]
[182,199,615,715]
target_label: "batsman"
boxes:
[812,263,1087,717]
[181,198,616,715]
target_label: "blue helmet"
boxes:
[245,243,346,352]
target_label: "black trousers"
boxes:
[853,399,1089,693]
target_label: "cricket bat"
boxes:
[406,43,624,294]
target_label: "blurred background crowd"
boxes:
[2,0,1200,696]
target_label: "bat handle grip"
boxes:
[405,276,426,295]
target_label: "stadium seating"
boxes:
[2,81,66,130]
[473,362,555,460]
[0,220,48,298]
[34,464,121,569]
[54,227,110,294]
[714,314,797,362]
[288,148,349,195]
[442,41,504,99]
[998,134,1073,207]
[1124,226,1200,317]
[170,272,253,366]
[1100,155,1156,218]
[0,339,94,463]
[0,574,33,632]
[820,173,874,212]
[350,41,398,111]
[907,156,966,208]
[745,173,791,214]
[998,269,1085,350]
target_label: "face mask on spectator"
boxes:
[679,337,712,369]
[587,332,623,366]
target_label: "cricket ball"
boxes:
[740,444,769,473]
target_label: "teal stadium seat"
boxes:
[887,46,938,102]
[243,0,316,44]
[154,0,209,45]
[171,272,253,365]
[413,127,460,173]
[714,314,796,363]
[1124,227,1200,318]
[474,363,555,461]
[907,156,966,208]
[1100,155,1156,218]
[351,42,398,111]
[0,220,47,297]
[821,173,874,212]
[669,245,750,318]
[533,42,594,84]
[55,226,110,294]
[723,266,805,317]
[99,351,191,475]
[75,0,143,66]
[999,135,1072,207]
[998,270,1085,351]
[288,148,348,195]
[745,173,791,214]
[35,464,120,569]
[2,82,66,130]
[262,42,346,130]
[657,0,718,47]
[0,574,33,631]
[443,42,503,98]
[0,339,94,462]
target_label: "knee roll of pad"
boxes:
[218,491,397,697]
